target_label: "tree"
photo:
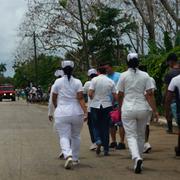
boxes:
[0,63,7,77]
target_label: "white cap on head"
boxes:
[87,68,97,76]
[127,53,138,62]
[61,60,74,68]
[54,70,64,77]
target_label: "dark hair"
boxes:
[90,74,97,79]
[167,53,177,62]
[127,57,139,72]
[98,66,107,74]
[63,66,73,81]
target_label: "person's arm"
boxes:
[77,91,88,121]
[117,91,124,110]
[145,89,159,121]
[165,91,174,122]
[48,88,55,122]
[88,89,94,100]
[52,93,58,108]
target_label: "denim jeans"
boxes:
[91,106,112,153]
[87,112,96,143]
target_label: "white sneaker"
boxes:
[89,143,97,151]
[73,160,80,166]
[134,158,143,174]
[143,142,152,153]
[58,152,65,159]
[64,157,73,169]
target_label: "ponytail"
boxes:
[63,66,73,81]
[127,58,139,72]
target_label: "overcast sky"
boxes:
[0,0,27,77]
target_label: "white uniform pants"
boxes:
[122,110,149,160]
[55,115,83,161]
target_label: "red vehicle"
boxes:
[0,85,16,101]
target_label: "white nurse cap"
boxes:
[127,53,138,62]
[54,70,64,77]
[61,60,74,68]
[87,68,97,76]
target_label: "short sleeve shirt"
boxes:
[83,81,91,112]
[89,74,116,108]
[116,68,154,111]
[168,75,180,114]
[52,76,84,117]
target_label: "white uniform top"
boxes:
[52,75,84,118]
[89,74,116,109]
[83,81,91,112]
[116,68,154,112]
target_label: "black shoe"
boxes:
[116,143,126,150]
[134,159,143,174]
[175,146,180,156]
[96,144,101,155]
[109,142,117,148]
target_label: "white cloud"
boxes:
[0,0,27,77]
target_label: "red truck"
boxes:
[0,84,16,101]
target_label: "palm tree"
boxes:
[0,63,7,76]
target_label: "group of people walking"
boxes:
[48,52,180,174]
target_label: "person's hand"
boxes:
[48,115,53,122]
[153,111,159,122]
[84,113,88,122]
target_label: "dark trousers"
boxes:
[91,106,112,153]
[87,112,95,143]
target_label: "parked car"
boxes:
[0,84,16,101]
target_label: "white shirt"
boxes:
[83,81,91,112]
[168,74,180,95]
[116,68,154,111]
[89,74,116,108]
[52,75,84,117]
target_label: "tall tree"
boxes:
[0,63,7,77]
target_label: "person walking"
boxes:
[117,53,158,174]
[165,74,180,156]
[89,65,117,156]
[52,60,87,169]
[83,68,98,151]
[104,62,126,150]
[164,53,180,133]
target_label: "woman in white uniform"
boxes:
[52,60,87,169]
[117,53,158,174]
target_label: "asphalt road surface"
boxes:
[0,100,179,180]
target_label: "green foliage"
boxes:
[87,5,136,65]
[0,63,7,77]
[163,31,173,52]
[13,54,62,90]
[175,30,180,47]
[59,0,68,8]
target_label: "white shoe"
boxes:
[73,160,80,166]
[134,158,143,174]
[64,157,73,169]
[89,143,97,151]
[58,152,65,159]
[143,142,152,153]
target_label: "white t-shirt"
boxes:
[83,81,91,112]
[168,74,180,97]
[89,74,116,108]
[116,68,154,111]
[52,75,84,117]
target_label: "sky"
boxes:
[0,0,27,77]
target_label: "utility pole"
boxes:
[33,31,38,86]
[77,0,89,70]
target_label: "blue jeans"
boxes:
[91,106,112,153]
[87,112,96,143]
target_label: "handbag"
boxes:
[109,108,121,123]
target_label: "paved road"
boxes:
[0,100,179,180]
